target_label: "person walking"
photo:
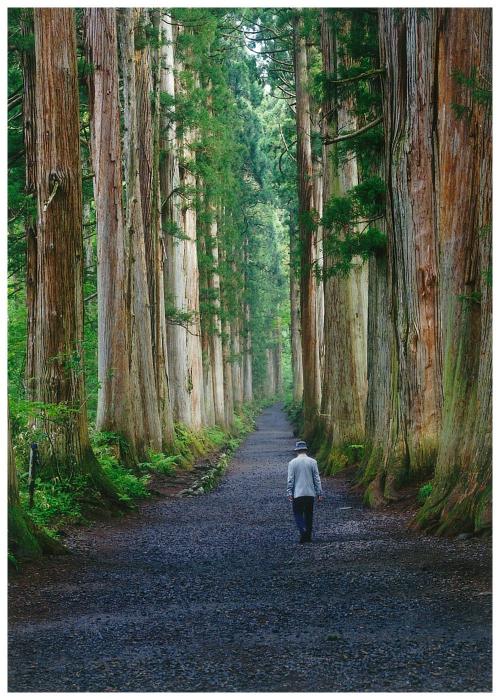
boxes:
[287,440,323,543]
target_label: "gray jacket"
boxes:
[287,454,323,498]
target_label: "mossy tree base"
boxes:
[414,483,491,536]
[9,505,67,562]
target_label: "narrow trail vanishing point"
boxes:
[8,404,491,692]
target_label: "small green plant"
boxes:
[139,451,179,476]
[345,444,365,464]
[18,474,86,532]
[418,482,433,504]
[92,439,150,502]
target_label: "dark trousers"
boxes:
[292,496,314,540]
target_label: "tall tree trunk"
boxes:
[32,8,119,501]
[166,34,204,429]
[417,9,492,534]
[273,323,283,396]
[84,8,137,464]
[21,10,37,400]
[231,259,244,412]
[150,9,175,446]
[199,210,216,427]
[362,246,394,506]
[219,234,234,427]
[380,9,442,491]
[309,69,325,397]
[293,12,320,438]
[222,317,234,429]
[265,347,276,399]
[319,10,366,459]
[289,223,303,403]
[160,14,191,426]
[135,9,155,337]
[180,127,204,429]
[118,8,162,456]
[242,235,253,403]
[83,201,94,269]
[207,210,226,427]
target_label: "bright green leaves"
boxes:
[351,175,386,218]
[323,226,387,277]
[451,68,492,123]
[322,175,387,277]
[323,175,385,228]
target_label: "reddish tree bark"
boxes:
[293,12,321,438]
[379,9,442,493]
[84,8,137,463]
[32,9,119,501]
[21,10,37,399]
[118,8,162,456]
[417,9,492,533]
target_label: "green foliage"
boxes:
[418,482,433,505]
[451,69,491,123]
[162,219,190,241]
[139,451,178,476]
[19,477,85,532]
[339,123,384,174]
[344,444,365,464]
[452,68,492,106]
[322,176,387,277]
[457,291,482,306]
[164,299,196,327]
[100,458,150,503]
[351,176,386,218]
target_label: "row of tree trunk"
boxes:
[14,8,266,513]
[291,8,491,535]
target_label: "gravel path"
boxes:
[8,403,492,692]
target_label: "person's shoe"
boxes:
[299,532,307,543]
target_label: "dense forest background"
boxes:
[7,8,492,561]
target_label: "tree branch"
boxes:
[323,116,383,145]
[325,68,384,87]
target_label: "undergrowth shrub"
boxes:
[92,436,150,501]
[316,441,365,476]
[139,451,178,475]
[418,482,433,504]
[18,475,86,534]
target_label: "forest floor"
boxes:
[8,403,492,692]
